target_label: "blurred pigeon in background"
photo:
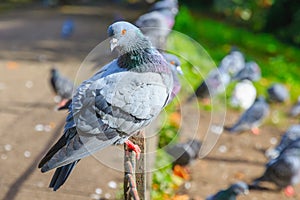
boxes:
[187,48,244,103]
[267,83,289,103]
[225,96,269,135]
[206,181,249,200]
[149,0,178,26]
[218,48,245,77]
[232,61,261,82]
[39,21,173,191]
[265,124,300,159]
[289,96,300,117]
[252,138,300,197]
[166,139,201,180]
[50,68,74,107]
[230,79,257,109]
[188,68,230,103]
[166,139,201,167]
[61,19,74,39]
[162,53,182,102]
[135,0,178,49]
[150,0,179,17]
[135,11,171,49]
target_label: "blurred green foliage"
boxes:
[151,150,184,200]
[264,0,300,46]
[212,0,271,31]
[181,0,300,47]
[174,6,300,100]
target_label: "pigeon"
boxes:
[39,21,173,191]
[187,49,244,103]
[135,0,178,50]
[232,61,261,82]
[252,138,300,197]
[166,139,201,180]
[149,0,178,27]
[225,96,269,135]
[50,68,74,107]
[166,139,201,167]
[266,124,300,159]
[267,83,289,103]
[135,11,173,50]
[218,48,245,77]
[162,53,182,102]
[230,79,257,109]
[289,96,300,117]
[149,0,179,16]
[61,19,74,39]
[189,68,230,102]
[206,181,249,200]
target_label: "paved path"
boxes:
[0,4,144,200]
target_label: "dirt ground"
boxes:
[0,3,299,200]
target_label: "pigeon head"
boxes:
[162,53,183,75]
[51,68,59,77]
[231,181,249,195]
[267,83,289,102]
[107,21,151,54]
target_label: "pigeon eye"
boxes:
[170,61,175,65]
[121,29,127,35]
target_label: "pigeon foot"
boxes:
[58,99,69,108]
[125,140,141,160]
[284,185,295,197]
[251,127,260,135]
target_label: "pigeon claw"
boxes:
[251,127,260,135]
[125,140,141,160]
[284,185,295,197]
[58,99,69,108]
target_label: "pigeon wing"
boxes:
[41,70,170,172]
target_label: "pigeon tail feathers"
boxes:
[49,160,79,191]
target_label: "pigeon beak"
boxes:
[176,66,183,75]
[110,38,118,52]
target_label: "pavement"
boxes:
[0,3,145,200]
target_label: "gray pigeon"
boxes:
[50,68,74,107]
[190,68,230,101]
[149,0,179,16]
[135,0,178,50]
[267,83,289,103]
[166,139,201,167]
[225,96,269,135]
[206,181,249,200]
[60,53,182,110]
[135,11,173,50]
[188,49,244,102]
[39,21,173,191]
[252,138,300,196]
[266,124,300,159]
[162,53,182,102]
[289,96,300,117]
[232,61,261,82]
[218,48,245,77]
